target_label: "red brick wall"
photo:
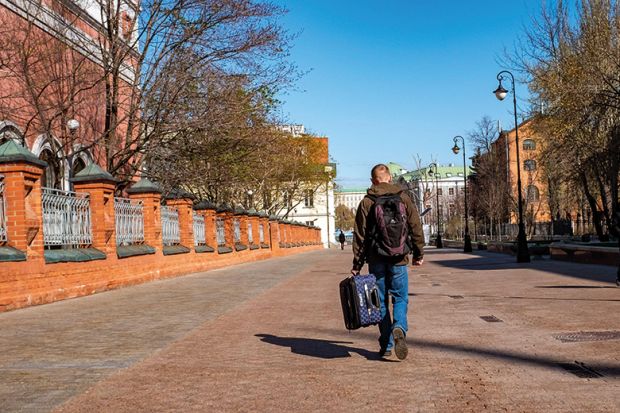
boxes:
[0,165,322,312]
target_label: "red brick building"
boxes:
[0,0,138,189]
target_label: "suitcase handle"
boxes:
[364,284,380,312]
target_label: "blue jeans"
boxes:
[368,262,409,351]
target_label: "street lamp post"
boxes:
[452,135,472,252]
[428,162,443,248]
[493,70,530,263]
[324,164,333,248]
[66,119,80,191]
[246,189,254,209]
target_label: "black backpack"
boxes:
[367,194,411,257]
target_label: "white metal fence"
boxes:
[0,177,6,243]
[248,222,253,244]
[114,197,144,246]
[42,187,92,247]
[233,219,241,243]
[161,205,180,246]
[216,217,226,246]
[193,212,206,246]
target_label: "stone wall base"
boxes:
[0,245,323,312]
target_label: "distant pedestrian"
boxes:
[338,231,346,250]
[351,163,425,360]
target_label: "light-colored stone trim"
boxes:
[1,0,136,82]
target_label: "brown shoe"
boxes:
[393,327,408,360]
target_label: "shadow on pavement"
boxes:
[255,333,382,361]
[535,285,618,289]
[410,337,620,378]
[408,292,620,302]
[426,249,618,285]
[306,327,620,377]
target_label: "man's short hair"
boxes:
[371,164,391,181]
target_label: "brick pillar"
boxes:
[281,221,289,247]
[234,208,249,249]
[166,189,195,249]
[269,216,280,252]
[249,213,260,247]
[258,214,269,247]
[195,201,217,247]
[217,205,234,251]
[290,223,297,246]
[71,164,118,257]
[0,141,46,262]
[127,178,163,252]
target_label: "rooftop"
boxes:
[396,165,473,181]
[335,187,368,193]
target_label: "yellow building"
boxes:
[493,119,551,225]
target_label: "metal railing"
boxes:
[233,218,241,243]
[42,187,92,247]
[114,197,144,246]
[216,217,226,246]
[0,177,6,243]
[193,212,206,246]
[161,205,180,246]
[248,222,253,244]
[259,223,265,243]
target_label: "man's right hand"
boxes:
[412,258,424,266]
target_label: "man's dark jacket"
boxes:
[352,182,425,271]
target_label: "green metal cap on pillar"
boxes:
[0,140,47,167]
[126,178,162,194]
[70,163,118,184]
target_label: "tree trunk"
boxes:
[580,172,605,239]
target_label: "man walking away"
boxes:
[351,164,425,360]
[338,231,346,250]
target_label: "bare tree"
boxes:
[468,116,511,240]
[0,0,296,187]
[510,1,619,243]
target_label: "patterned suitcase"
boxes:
[339,274,382,330]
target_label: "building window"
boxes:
[304,189,314,207]
[437,188,442,196]
[524,160,537,171]
[306,221,314,227]
[526,185,540,202]
[71,157,87,178]
[449,204,455,216]
[39,148,60,189]
[523,139,536,150]
[449,188,454,196]
[283,191,292,208]
[0,126,22,145]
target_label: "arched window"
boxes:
[524,159,537,171]
[39,149,61,189]
[526,185,540,202]
[523,139,536,150]
[0,125,23,146]
[71,157,86,178]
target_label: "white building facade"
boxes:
[286,180,336,247]
[395,164,470,237]
[334,188,367,213]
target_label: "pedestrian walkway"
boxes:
[1,248,619,412]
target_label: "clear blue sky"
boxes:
[274,0,539,187]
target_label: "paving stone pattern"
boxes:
[1,248,619,412]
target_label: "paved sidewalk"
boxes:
[1,248,619,412]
